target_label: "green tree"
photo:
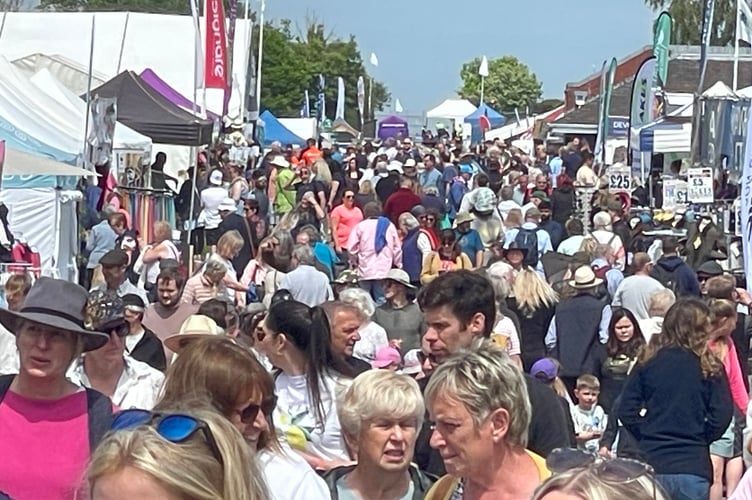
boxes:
[458,56,542,113]
[38,0,191,13]
[256,19,389,125]
[644,0,734,46]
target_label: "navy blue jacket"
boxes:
[618,347,732,481]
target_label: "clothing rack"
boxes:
[119,190,176,243]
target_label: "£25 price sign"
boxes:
[687,167,714,204]
[608,165,631,193]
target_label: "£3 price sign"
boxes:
[687,168,714,204]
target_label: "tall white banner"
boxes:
[741,109,752,292]
[335,77,345,120]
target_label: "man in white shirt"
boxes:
[497,185,521,221]
[281,244,333,307]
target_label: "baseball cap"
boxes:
[401,349,423,375]
[530,358,558,382]
[372,346,402,369]
[209,170,223,186]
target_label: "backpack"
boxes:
[514,227,539,268]
[592,264,612,300]
[651,264,681,294]
[0,374,113,451]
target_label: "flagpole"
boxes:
[735,0,741,91]
[480,76,485,105]
[255,0,265,111]
[116,12,130,74]
[188,0,202,249]
[83,15,96,169]
[368,77,373,122]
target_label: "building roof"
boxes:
[554,56,752,127]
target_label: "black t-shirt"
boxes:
[295,180,326,205]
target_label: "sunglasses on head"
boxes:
[111,409,223,465]
[546,448,655,495]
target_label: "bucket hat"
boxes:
[163,314,223,354]
[0,277,109,352]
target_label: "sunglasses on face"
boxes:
[112,409,223,465]
[344,194,355,199]
[425,217,436,222]
[110,323,130,338]
[240,395,279,423]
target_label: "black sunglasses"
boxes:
[109,323,130,338]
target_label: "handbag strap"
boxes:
[241,217,257,257]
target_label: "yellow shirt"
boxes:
[423,450,551,500]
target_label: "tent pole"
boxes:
[255,0,265,112]
[116,12,130,74]
[187,0,203,249]
[83,15,96,170]
[0,7,9,44]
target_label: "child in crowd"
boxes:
[570,374,607,454]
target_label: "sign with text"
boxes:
[607,116,629,138]
[608,165,631,193]
[687,167,714,203]
[663,178,688,210]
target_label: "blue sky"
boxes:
[263,0,658,114]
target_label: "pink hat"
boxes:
[372,346,402,369]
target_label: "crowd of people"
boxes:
[0,133,748,499]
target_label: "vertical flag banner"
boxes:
[628,56,657,150]
[223,0,239,116]
[593,60,608,163]
[205,0,228,89]
[357,76,365,126]
[189,0,204,88]
[653,12,672,86]
[514,108,521,126]
[478,56,489,77]
[300,90,310,118]
[395,99,403,113]
[370,52,379,67]
[317,74,326,121]
[335,77,345,119]
[741,107,752,293]
[741,0,752,43]
[699,0,716,93]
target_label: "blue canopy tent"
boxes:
[259,110,306,146]
[464,104,505,143]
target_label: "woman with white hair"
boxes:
[424,341,550,499]
[590,211,625,270]
[485,262,523,367]
[323,370,436,499]
[339,287,389,363]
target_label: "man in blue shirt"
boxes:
[454,212,484,267]
[420,153,443,196]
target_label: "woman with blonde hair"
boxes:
[707,298,747,500]
[504,207,523,230]
[618,298,734,499]
[507,267,558,370]
[88,405,268,500]
[531,451,668,500]
[206,230,247,303]
[139,220,181,296]
[158,336,329,499]
[354,179,376,210]
[323,369,436,498]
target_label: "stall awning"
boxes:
[630,103,692,154]
[5,147,94,177]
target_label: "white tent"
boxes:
[630,103,693,154]
[13,53,109,96]
[425,99,477,123]
[278,118,317,143]
[0,12,254,117]
[0,56,82,156]
[30,67,152,154]
[0,148,93,282]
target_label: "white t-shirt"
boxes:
[200,186,227,229]
[273,371,352,461]
[353,321,389,362]
[0,326,18,375]
[491,317,521,356]
[259,446,330,500]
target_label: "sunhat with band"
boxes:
[0,277,110,352]
[568,266,604,290]
[163,314,224,354]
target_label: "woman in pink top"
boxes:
[707,299,748,500]
[330,189,364,254]
[0,279,112,500]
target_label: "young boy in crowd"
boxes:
[570,374,608,454]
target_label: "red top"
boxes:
[383,188,422,225]
[0,390,90,500]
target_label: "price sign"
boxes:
[663,179,688,209]
[608,165,631,193]
[687,168,714,204]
